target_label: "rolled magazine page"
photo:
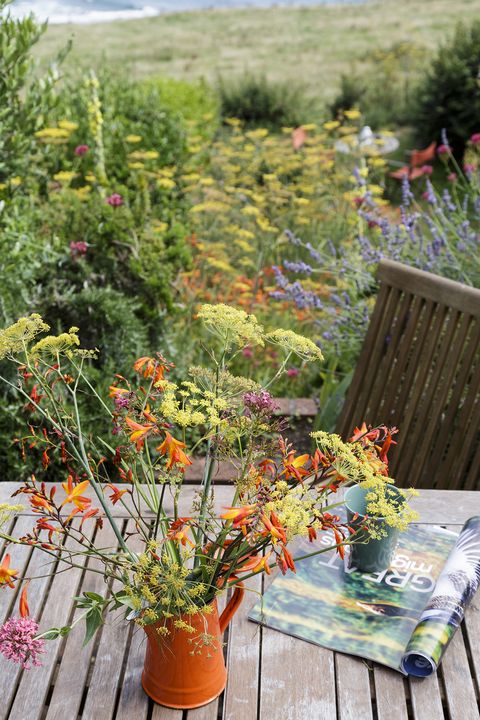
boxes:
[401,516,480,676]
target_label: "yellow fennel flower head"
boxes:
[362,480,419,531]
[30,327,81,357]
[266,329,323,362]
[0,503,24,530]
[0,314,50,359]
[197,304,265,348]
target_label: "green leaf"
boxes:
[83,609,104,647]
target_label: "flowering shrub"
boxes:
[0,309,415,659]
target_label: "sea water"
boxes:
[9,0,364,25]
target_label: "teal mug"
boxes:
[344,484,404,573]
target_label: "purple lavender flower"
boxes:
[283,260,313,275]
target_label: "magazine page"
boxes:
[249,523,457,672]
[401,516,480,676]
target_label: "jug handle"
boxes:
[219,582,245,633]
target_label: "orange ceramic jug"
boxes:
[141,583,245,709]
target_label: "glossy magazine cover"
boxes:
[249,517,480,675]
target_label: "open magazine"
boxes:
[249,516,480,676]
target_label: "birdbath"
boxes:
[335,125,400,156]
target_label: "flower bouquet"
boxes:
[0,307,415,708]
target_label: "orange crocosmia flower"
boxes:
[108,386,129,399]
[261,512,287,543]
[142,404,158,424]
[79,508,100,530]
[29,494,53,513]
[156,432,192,470]
[0,554,19,588]
[167,518,194,547]
[283,452,310,481]
[221,504,257,528]
[237,551,273,575]
[349,422,369,443]
[278,546,296,575]
[107,484,128,505]
[41,449,50,470]
[125,416,158,451]
[19,583,30,618]
[133,356,167,384]
[60,476,91,511]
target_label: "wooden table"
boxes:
[1,484,480,720]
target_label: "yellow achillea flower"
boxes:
[53,171,76,184]
[35,127,70,144]
[124,134,142,143]
[190,201,230,214]
[128,150,159,161]
[58,119,79,131]
[323,120,340,131]
[343,109,361,120]
[157,178,176,190]
[266,329,323,362]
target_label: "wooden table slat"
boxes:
[223,575,262,720]
[7,527,95,720]
[0,518,57,719]
[464,591,480,696]
[373,667,409,720]
[260,628,337,720]
[80,520,134,720]
[439,625,479,720]
[44,522,121,720]
[335,654,373,720]
[409,675,446,720]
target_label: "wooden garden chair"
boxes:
[336,259,480,490]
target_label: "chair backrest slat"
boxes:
[336,259,480,490]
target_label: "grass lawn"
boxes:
[35,0,480,105]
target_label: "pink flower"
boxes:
[242,346,253,359]
[464,163,476,175]
[243,390,279,417]
[447,172,457,182]
[74,144,89,157]
[286,367,300,378]
[0,617,45,669]
[106,193,123,207]
[70,240,88,258]
[470,133,480,145]
[437,144,450,155]
[420,164,433,176]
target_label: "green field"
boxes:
[35,0,480,105]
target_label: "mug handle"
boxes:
[219,582,245,633]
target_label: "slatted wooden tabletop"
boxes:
[1,483,479,720]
